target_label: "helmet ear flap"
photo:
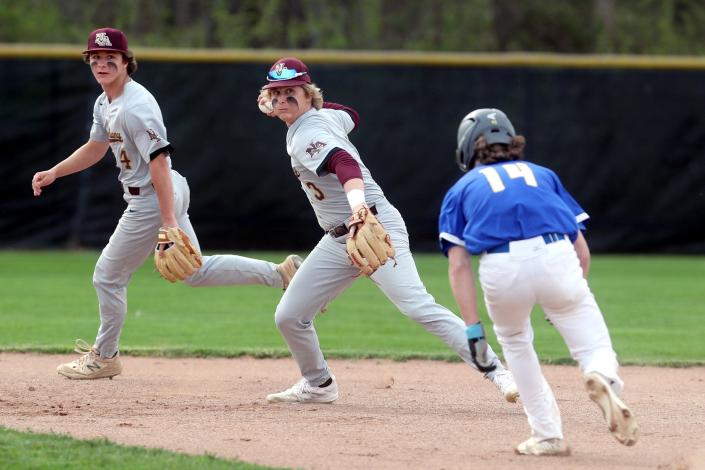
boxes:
[455,126,476,173]
[455,145,474,173]
[455,147,466,173]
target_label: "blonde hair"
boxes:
[303,83,324,110]
[261,82,324,110]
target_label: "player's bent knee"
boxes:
[273,306,304,332]
[92,261,114,291]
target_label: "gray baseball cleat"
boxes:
[584,372,639,446]
[276,254,303,290]
[57,339,122,380]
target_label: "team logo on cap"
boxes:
[487,112,498,124]
[95,32,113,47]
[274,62,285,76]
[305,141,326,158]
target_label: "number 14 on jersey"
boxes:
[479,163,537,193]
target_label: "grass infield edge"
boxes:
[1,346,702,368]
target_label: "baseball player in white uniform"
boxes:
[31,28,302,380]
[256,57,518,404]
[439,108,639,455]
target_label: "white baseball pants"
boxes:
[479,235,622,440]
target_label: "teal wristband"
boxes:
[466,322,485,340]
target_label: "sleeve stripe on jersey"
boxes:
[150,144,174,160]
[439,232,465,247]
[576,212,589,223]
[315,146,343,176]
[326,149,362,184]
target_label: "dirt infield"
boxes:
[1,353,703,470]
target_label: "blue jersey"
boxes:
[439,161,588,255]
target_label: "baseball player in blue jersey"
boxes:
[256,57,518,405]
[31,28,302,380]
[438,108,639,455]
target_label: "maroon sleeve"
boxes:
[325,148,363,184]
[322,102,360,131]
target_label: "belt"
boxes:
[328,205,378,238]
[126,184,154,196]
[486,233,567,254]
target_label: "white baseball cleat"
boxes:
[486,368,520,403]
[515,437,571,456]
[267,376,338,403]
[584,372,639,446]
[277,254,303,290]
[57,339,122,380]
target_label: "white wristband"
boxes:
[346,189,366,210]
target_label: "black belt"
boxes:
[328,205,378,238]
[126,184,154,195]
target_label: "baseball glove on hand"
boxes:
[346,205,395,276]
[154,227,203,283]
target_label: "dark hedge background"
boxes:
[2,58,704,253]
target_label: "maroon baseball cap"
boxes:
[83,28,129,54]
[262,57,312,89]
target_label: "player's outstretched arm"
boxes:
[343,178,365,236]
[447,245,496,373]
[447,245,480,325]
[32,140,109,196]
[149,152,178,228]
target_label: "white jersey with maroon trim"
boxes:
[90,80,172,189]
[286,107,386,231]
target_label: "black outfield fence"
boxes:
[2,47,704,253]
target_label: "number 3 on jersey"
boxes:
[479,162,537,193]
[305,182,325,200]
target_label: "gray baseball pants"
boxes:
[93,171,283,358]
[273,200,502,386]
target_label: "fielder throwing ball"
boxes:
[257,57,518,404]
[31,28,302,380]
[439,108,639,455]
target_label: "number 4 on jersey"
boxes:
[478,162,537,193]
[119,150,132,169]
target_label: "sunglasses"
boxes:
[267,67,308,81]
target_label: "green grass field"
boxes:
[0,250,703,365]
[0,427,280,469]
[1,250,703,467]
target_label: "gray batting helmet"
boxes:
[455,108,516,172]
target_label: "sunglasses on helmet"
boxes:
[267,67,308,81]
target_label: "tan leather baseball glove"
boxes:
[154,227,203,282]
[346,205,395,276]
